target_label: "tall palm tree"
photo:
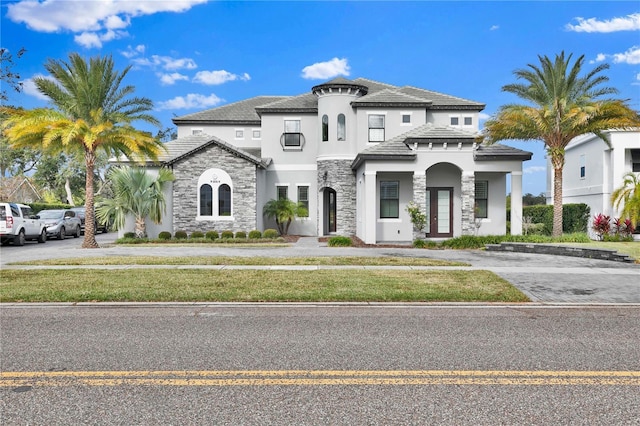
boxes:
[97,166,174,238]
[481,52,640,236]
[612,172,640,229]
[1,53,163,247]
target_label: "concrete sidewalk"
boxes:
[1,233,638,303]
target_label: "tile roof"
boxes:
[474,144,533,161]
[350,89,433,107]
[172,96,286,125]
[148,134,269,168]
[255,92,318,114]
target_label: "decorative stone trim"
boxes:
[412,172,427,240]
[461,171,475,235]
[317,160,356,236]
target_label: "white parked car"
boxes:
[0,202,47,246]
[38,209,82,240]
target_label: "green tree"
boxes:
[611,172,640,228]
[96,166,174,238]
[0,47,26,102]
[481,51,640,236]
[262,198,308,235]
[1,53,164,247]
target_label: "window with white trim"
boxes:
[283,120,301,146]
[380,181,399,218]
[337,114,346,141]
[197,169,233,219]
[235,129,244,139]
[402,114,411,124]
[252,130,261,139]
[298,186,309,217]
[475,181,488,219]
[580,155,586,178]
[321,115,329,142]
[192,129,203,135]
[277,185,288,200]
[368,114,385,142]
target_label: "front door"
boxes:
[323,188,337,234]
[425,188,453,238]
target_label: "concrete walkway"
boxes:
[2,234,639,303]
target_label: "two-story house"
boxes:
[134,77,532,243]
[546,129,640,234]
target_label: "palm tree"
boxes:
[612,172,640,229]
[263,198,308,235]
[481,51,640,236]
[1,53,163,247]
[97,166,174,238]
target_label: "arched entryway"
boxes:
[425,163,462,238]
[323,188,337,234]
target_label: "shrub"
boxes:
[123,232,136,239]
[510,203,590,235]
[221,230,234,239]
[174,230,188,240]
[328,236,352,247]
[248,230,262,239]
[235,231,247,239]
[413,239,426,248]
[263,229,279,239]
[158,231,172,240]
[592,213,611,240]
[205,231,219,240]
[190,231,204,239]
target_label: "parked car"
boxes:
[70,206,108,234]
[38,209,82,240]
[0,202,47,246]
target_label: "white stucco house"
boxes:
[546,129,640,233]
[130,77,533,243]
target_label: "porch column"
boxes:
[364,171,377,244]
[412,171,426,240]
[461,171,475,235]
[510,171,523,235]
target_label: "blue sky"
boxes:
[2,0,639,195]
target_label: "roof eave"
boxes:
[351,154,416,170]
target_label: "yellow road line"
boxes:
[1,370,639,387]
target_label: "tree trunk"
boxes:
[82,150,99,248]
[552,164,564,237]
[64,178,75,206]
[135,215,147,239]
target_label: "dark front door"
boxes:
[324,188,337,234]
[425,188,453,238]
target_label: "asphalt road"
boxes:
[1,304,639,425]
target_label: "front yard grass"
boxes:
[0,269,528,303]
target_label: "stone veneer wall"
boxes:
[461,171,475,235]
[317,160,356,236]
[171,144,258,234]
[412,172,427,240]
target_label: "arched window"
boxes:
[219,184,231,216]
[200,184,213,216]
[321,114,329,142]
[337,114,346,141]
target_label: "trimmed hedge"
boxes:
[205,231,219,240]
[248,230,262,239]
[263,229,279,239]
[28,202,72,214]
[221,230,234,239]
[235,231,247,239]
[174,230,188,240]
[328,236,352,247]
[509,203,590,235]
[158,231,172,240]
[190,231,204,239]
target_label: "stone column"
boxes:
[364,171,377,244]
[511,171,523,235]
[412,171,427,240]
[461,171,475,235]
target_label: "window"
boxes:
[284,120,301,146]
[337,114,346,141]
[219,184,231,216]
[631,149,640,172]
[402,114,411,124]
[580,155,586,178]
[369,114,385,142]
[200,184,213,216]
[192,129,203,135]
[321,115,329,142]
[298,186,309,217]
[475,181,488,219]
[253,130,261,139]
[380,181,399,218]
[277,185,288,200]
[450,117,459,126]
[464,117,473,126]
[235,130,244,139]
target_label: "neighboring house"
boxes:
[0,176,42,203]
[546,129,640,234]
[122,77,532,243]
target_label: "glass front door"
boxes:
[426,188,453,238]
[324,188,337,234]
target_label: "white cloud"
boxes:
[6,0,209,47]
[566,13,640,33]
[159,73,189,86]
[633,73,640,86]
[74,29,128,49]
[193,70,251,85]
[524,166,546,175]
[490,25,499,31]
[301,57,350,80]
[22,74,54,101]
[592,46,640,65]
[157,93,223,110]
[132,55,197,71]
[478,112,491,121]
[122,44,146,59]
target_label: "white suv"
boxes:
[0,202,47,246]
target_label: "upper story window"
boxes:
[464,117,473,126]
[337,114,346,141]
[580,154,586,178]
[282,119,303,148]
[380,181,399,218]
[631,149,640,172]
[252,130,261,139]
[192,129,203,135]
[369,114,385,142]
[235,129,244,139]
[402,114,411,124]
[450,117,459,126]
[321,115,329,142]
[475,181,488,218]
